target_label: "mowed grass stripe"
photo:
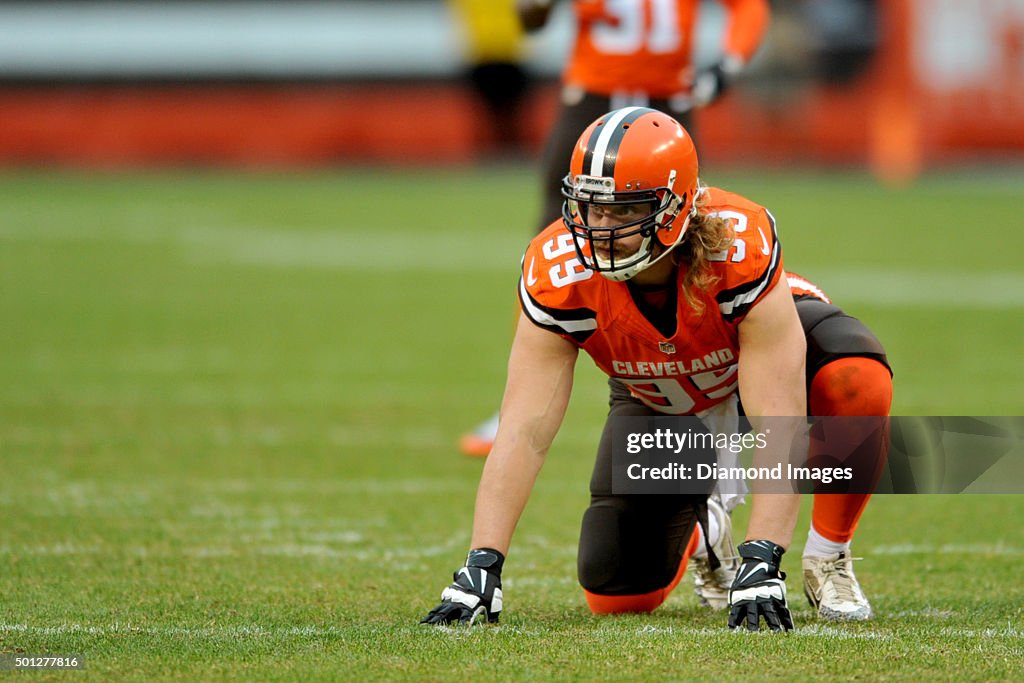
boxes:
[4,189,1022,306]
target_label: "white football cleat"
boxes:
[691,494,739,610]
[802,552,873,621]
[459,413,499,458]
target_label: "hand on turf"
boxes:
[421,548,504,626]
[728,540,794,632]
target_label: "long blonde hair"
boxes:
[674,187,734,312]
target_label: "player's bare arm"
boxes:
[735,272,806,547]
[471,312,578,554]
[727,271,805,631]
[421,313,576,625]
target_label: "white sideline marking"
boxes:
[502,576,577,588]
[804,268,1024,308]
[872,543,1023,556]
[301,531,364,544]
[195,478,472,495]
[0,533,456,562]
[622,624,1015,640]
[184,228,1024,307]
[328,426,446,449]
[181,227,525,273]
[793,624,889,640]
[939,625,1024,639]
[0,622,345,639]
[889,609,955,619]
[1,621,1019,644]
[0,543,102,556]
[3,215,1022,305]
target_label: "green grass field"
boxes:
[1,167,1022,680]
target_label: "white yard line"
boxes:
[0,622,346,639]
[1,621,1016,641]
[0,534,462,562]
[3,214,1022,305]
[872,543,1023,555]
[802,268,1024,308]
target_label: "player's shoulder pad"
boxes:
[518,222,600,343]
[700,187,784,322]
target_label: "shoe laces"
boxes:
[691,556,714,584]
[819,555,864,603]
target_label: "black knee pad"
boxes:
[578,502,628,594]
[796,297,891,381]
[577,497,699,596]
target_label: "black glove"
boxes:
[728,540,794,632]
[421,548,504,625]
[688,55,744,109]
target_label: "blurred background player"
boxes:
[449,0,533,153]
[460,0,771,456]
[519,0,770,229]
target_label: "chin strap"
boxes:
[644,179,703,269]
[644,212,692,269]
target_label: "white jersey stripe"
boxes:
[786,274,831,303]
[519,277,598,335]
[718,237,781,317]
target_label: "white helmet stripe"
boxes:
[589,106,645,177]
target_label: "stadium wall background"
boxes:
[0,0,1021,176]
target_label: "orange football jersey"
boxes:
[786,271,831,304]
[519,187,782,415]
[564,0,770,98]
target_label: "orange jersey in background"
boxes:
[518,187,781,416]
[565,0,770,98]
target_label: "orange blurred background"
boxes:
[0,0,1021,182]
